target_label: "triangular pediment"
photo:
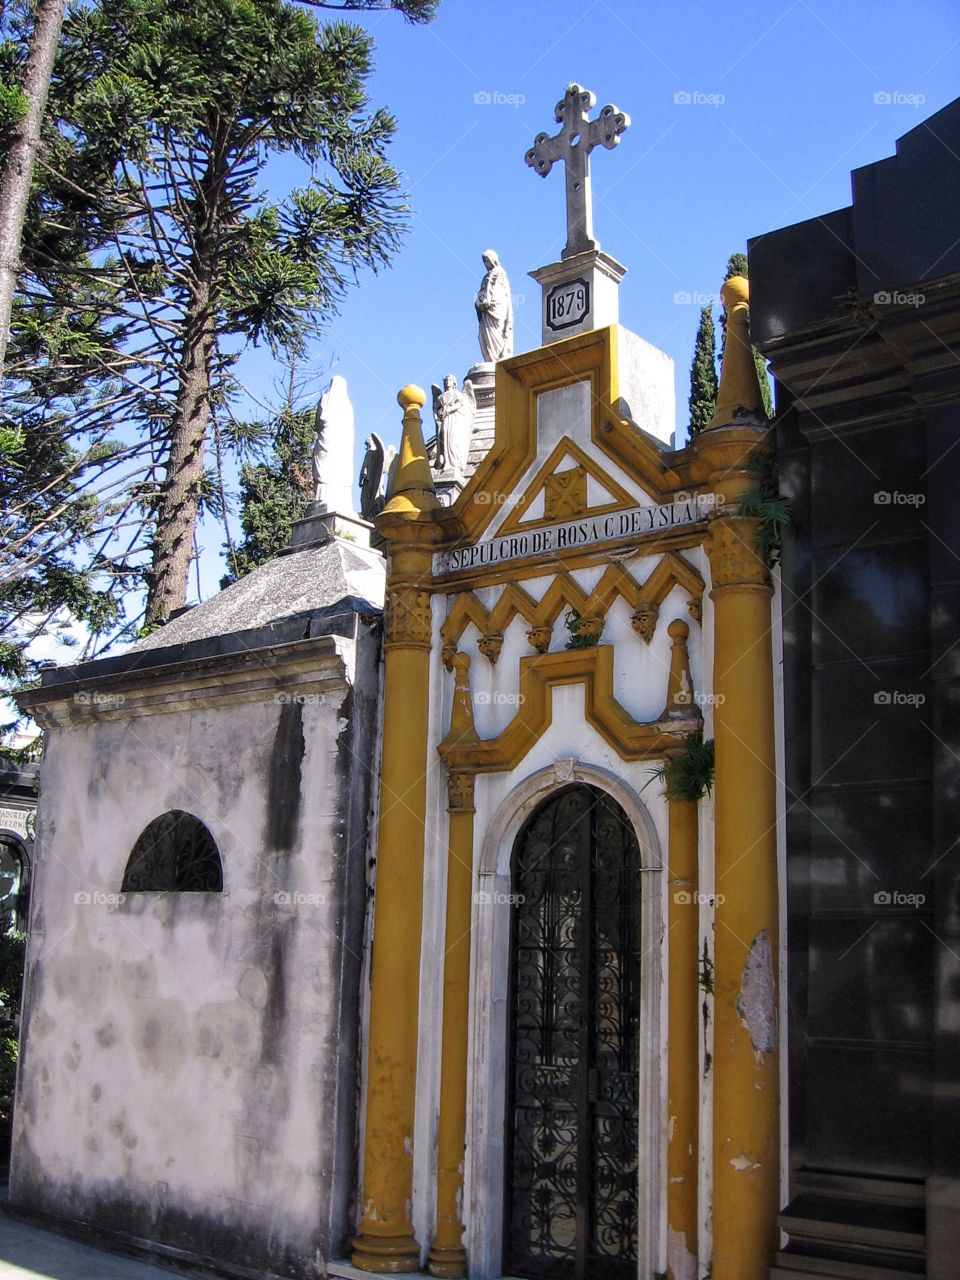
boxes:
[494,438,638,536]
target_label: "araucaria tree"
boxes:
[13,0,410,627]
[687,304,717,437]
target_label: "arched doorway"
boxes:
[504,784,642,1280]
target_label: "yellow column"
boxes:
[706,516,778,1279]
[427,770,476,1279]
[667,792,700,1279]
[698,275,780,1280]
[353,387,440,1274]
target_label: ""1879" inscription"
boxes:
[546,278,590,331]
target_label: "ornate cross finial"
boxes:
[525,83,630,260]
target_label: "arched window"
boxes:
[122,811,222,892]
[0,834,29,932]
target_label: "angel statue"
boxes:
[475,248,514,363]
[359,433,398,521]
[432,374,476,482]
[311,375,355,515]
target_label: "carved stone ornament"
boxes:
[447,771,476,813]
[688,597,702,623]
[706,516,770,591]
[441,643,457,673]
[478,632,504,665]
[544,465,588,520]
[553,757,577,784]
[575,614,604,642]
[631,600,659,644]
[385,585,433,647]
[527,624,552,654]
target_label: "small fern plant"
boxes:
[645,733,715,803]
[736,450,791,568]
[564,608,598,649]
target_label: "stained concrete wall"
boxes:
[10,630,379,1279]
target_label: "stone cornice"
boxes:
[17,634,351,728]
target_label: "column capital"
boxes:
[706,514,771,596]
[384,583,433,649]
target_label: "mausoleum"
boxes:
[11,84,960,1280]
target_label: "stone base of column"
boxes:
[426,1244,467,1278]
[351,1232,422,1274]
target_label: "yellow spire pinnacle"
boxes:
[381,385,441,516]
[705,275,769,430]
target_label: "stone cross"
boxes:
[525,83,630,260]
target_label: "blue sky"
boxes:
[200,0,959,592]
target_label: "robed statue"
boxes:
[359,433,398,521]
[432,374,476,482]
[311,375,355,514]
[475,249,514,363]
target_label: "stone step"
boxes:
[771,1247,925,1279]
[771,1267,924,1280]
[779,1194,925,1257]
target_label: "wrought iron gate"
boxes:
[505,785,642,1280]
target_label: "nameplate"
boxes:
[435,495,712,576]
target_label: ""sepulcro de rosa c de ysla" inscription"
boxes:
[435,493,714,575]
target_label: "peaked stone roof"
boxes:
[133,537,385,654]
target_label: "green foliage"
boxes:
[0,82,28,132]
[736,450,791,567]
[299,0,438,20]
[725,251,748,280]
[688,304,717,437]
[223,405,315,583]
[0,920,26,1123]
[563,607,598,650]
[645,733,715,803]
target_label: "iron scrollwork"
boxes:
[505,785,641,1280]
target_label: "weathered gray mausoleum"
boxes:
[12,536,385,1275]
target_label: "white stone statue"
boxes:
[475,249,514,363]
[359,432,397,521]
[432,374,476,482]
[311,375,355,515]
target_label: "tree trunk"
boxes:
[143,280,215,625]
[0,0,67,376]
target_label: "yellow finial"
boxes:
[381,384,441,516]
[705,275,768,429]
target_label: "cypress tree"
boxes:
[222,405,316,586]
[688,304,718,437]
